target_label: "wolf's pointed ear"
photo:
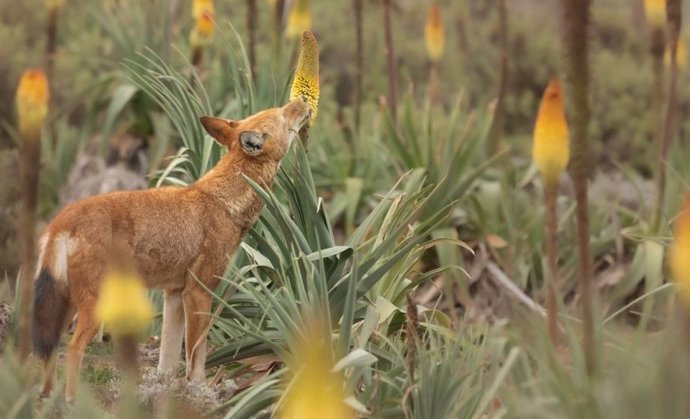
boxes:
[200,116,239,147]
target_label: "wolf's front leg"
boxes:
[182,283,213,381]
[158,289,185,372]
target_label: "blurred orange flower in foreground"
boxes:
[532,78,570,186]
[16,68,49,138]
[670,198,690,306]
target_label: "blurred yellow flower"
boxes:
[16,68,49,138]
[95,269,153,337]
[193,0,214,19]
[286,0,311,38]
[644,0,666,28]
[533,78,570,186]
[425,2,445,62]
[280,319,353,419]
[670,199,690,305]
[190,12,215,48]
[290,31,320,122]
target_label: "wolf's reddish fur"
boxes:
[32,98,311,402]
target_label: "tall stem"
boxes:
[353,0,363,131]
[383,0,398,124]
[428,61,439,105]
[246,0,257,79]
[17,132,41,362]
[544,181,561,346]
[562,0,595,375]
[653,0,682,232]
[273,0,286,68]
[489,0,508,154]
[650,27,666,232]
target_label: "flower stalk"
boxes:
[246,0,258,78]
[353,0,363,131]
[16,69,49,362]
[652,0,682,232]
[383,0,398,124]
[561,0,596,375]
[489,0,508,154]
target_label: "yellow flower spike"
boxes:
[16,69,49,139]
[425,2,445,62]
[533,78,570,186]
[95,269,154,337]
[290,31,320,123]
[193,0,214,19]
[280,318,353,419]
[670,198,690,306]
[644,0,666,28]
[190,11,215,48]
[286,0,311,38]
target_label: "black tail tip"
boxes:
[32,269,68,360]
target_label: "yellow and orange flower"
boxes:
[193,0,214,20]
[190,11,215,48]
[670,198,690,306]
[16,69,49,138]
[425,2,445,62]
[290,31,320,122]
[533,78,570,186]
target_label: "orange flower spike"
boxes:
[16,69,49,139]
[190,11,215,47]
[425,2,445,62]
[644,0,666,28]
[670,198,690,306]
[533,78,570,186]
[193,0,214,19]
[286,0,311,38]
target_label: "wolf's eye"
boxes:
[262,133,270,140]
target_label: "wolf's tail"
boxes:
[32,267,69,360]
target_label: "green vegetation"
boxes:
[1,0,690,418]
